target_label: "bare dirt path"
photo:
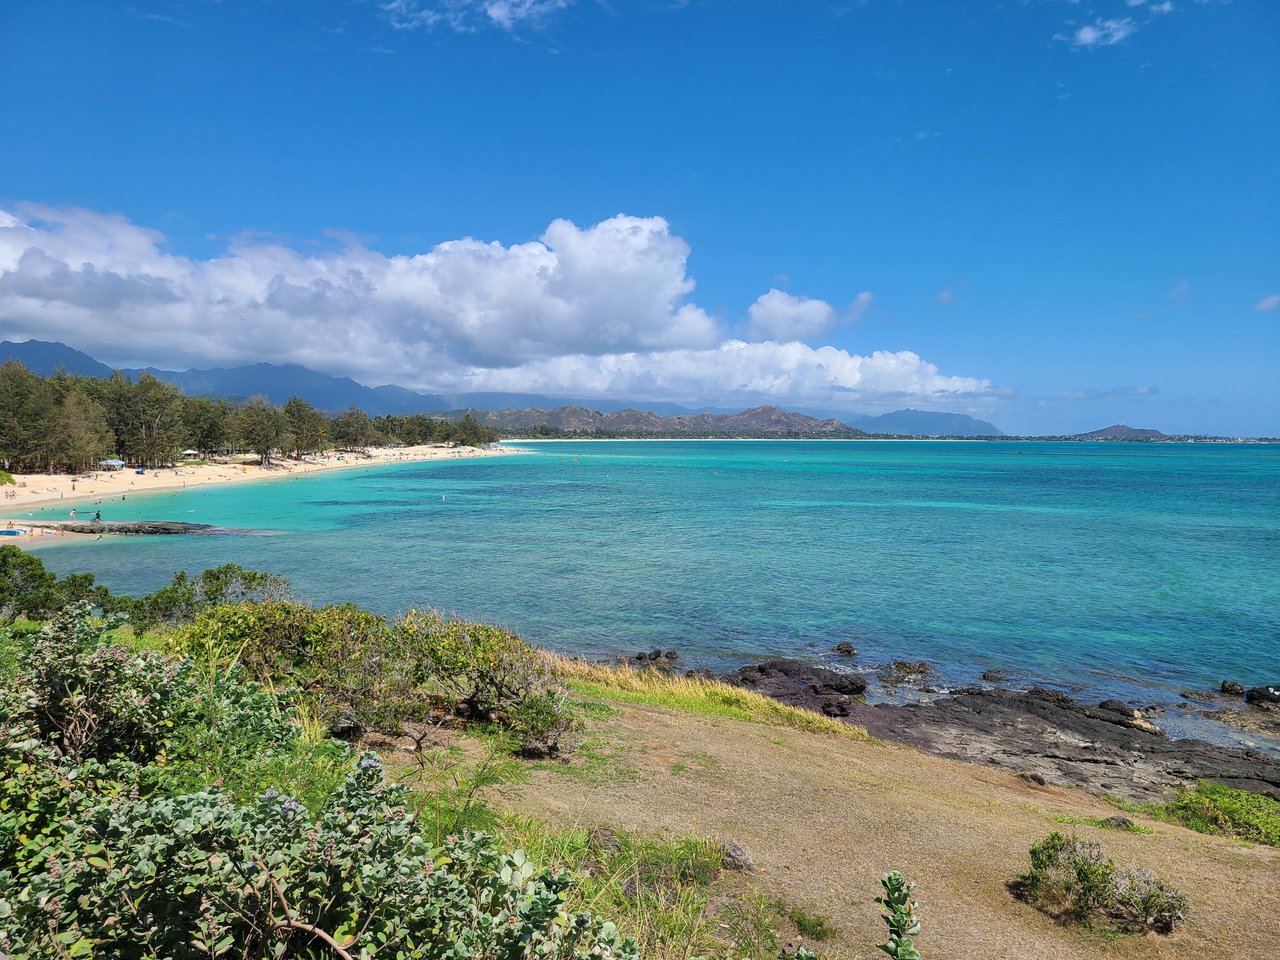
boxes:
[505,701,1278,959]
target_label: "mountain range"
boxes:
[1,338,1006,437]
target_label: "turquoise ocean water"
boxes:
[16,441,1280,718]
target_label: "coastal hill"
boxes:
[1,338,1005,437]
[1078,423,1166,440]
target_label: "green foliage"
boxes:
[111,564,291,634]
[0,469,12,485]
[716,894,784,958]
[1,757,637,960]
[1051,815,1152,834]
[234,394,287,465]
[875,871,922,960]
[1157,781,1280,846]
[0,545,109,622]
[400,609,580,755]
[1020,832,1186,934]
[507,819,724,960]
[786,906,834,942]
[0,604,635,960]
[3,602,199,765]
[403,736,526,845]
[175,601,417,738]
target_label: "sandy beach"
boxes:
[0,443,517,546]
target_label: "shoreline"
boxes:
[1,442,522,545]
[723,657,1280,802]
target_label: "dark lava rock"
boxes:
[726,658,866,717]
[982,669,1008,683]
[829,686,1280,803]
[1098,699,1134,716]
[832,642,857,657]
[1019,772,1047,786]
[684,668,717,681]
[1246,686,1280,707]
[663,650,679,661]
[877,660,932,684]
[1221,680,1245,696]
[1104,815,1135,830]
[722,840,755,872]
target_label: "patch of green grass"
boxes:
[531,732,640,788]
[1154,781,1280,846]
[570,697,622,719]
[502,817,723,960]
[670,761,689,776]
[786,905,835,941]
[1053,815,1153,835]
[1101,794,1144,815]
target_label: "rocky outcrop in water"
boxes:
[25,520,216,536]
[726,659,866,718]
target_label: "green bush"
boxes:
[109,563,291,634]
[4,602,199,765]
[0,604,635,959]
[399,609,580,755]
[1159,781,1280,846]
[1020,832,1185,934]
[0,755,637,960]
[0,546,109,622]
[174,600,413,739]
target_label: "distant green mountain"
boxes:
[846,408,1005,437]
[1,339,113,378]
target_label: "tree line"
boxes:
[0,360,498,474]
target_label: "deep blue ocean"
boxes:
[18,441,1280,721]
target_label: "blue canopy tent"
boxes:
[99,459,125,470]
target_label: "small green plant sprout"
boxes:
[876,870,923,959]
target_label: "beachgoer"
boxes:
[70,508,77,520]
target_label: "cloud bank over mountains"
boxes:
[0,204,996,413]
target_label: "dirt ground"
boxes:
[502,700,1279,960]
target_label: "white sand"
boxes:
[1,444,518,546]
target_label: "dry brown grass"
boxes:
[505,692,1280,960]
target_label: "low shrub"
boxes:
[787,905,834,941]
[400,608,580,755]
[1159,781,1280,846]
[1019,832,1186,934]
[4,602,199,765]
[1111,865,1188,934]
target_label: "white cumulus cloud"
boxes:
[1254,294,1280,312]
[747,289,838,342]
[0,204,999,413]
[1063,17,1138,47]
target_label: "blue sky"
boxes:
[0,0,1276,435]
